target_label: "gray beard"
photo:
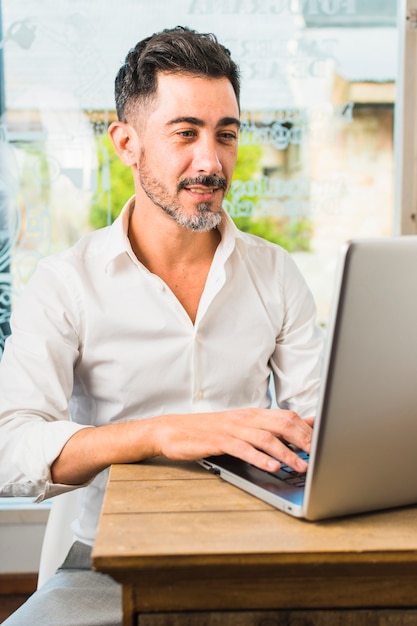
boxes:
[161,202,223,232]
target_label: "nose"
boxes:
[192,134,222,175]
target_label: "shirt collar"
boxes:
[103,196,136,270]
[217,210,247,259]
[103,196,247,270]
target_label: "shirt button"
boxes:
[157,282,164,291]
[196,390,204,400]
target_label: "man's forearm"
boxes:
[50,419,158,485]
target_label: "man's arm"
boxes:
[271,251,323,416]
[51,408,313,485]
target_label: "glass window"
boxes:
[0,0,402,354]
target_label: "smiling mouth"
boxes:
[187,187,217,194]
[178,175,227,194]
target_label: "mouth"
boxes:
[187,185,218,195]
[184,186,222,204]
[188,186,216,194]
[179,176,227,199]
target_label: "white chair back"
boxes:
[37,490,79,588]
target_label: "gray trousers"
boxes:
[3,542,122,626]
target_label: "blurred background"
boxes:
[0,0,404,340]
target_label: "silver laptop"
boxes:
[199,237,417,521]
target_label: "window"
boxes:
[0,0,407,350]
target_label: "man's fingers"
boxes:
[267,409,313,442]
[303,416,315,428]
[225,431,309,474]
[230,409,312,451]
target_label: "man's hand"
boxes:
[151,408,313,474]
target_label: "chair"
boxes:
[37,489,79,588]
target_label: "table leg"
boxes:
[122,585,136,626]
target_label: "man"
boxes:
[0,26,323,625]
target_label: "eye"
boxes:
[218,131,238,142]
[177,129,197,138]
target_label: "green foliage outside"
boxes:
[228,144,313,252]
[89,135,312,253]
[89,135,135,229]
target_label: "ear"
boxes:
[108,121,139,167]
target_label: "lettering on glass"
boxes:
[188,0,357,15]
[225,176,346,219]
[228,103,353,220]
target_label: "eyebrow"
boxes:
[167,116,241,129]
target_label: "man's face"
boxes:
[133,72,240,232]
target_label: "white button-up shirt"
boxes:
[0,198,323,545]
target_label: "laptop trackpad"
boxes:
[203,454,305,505]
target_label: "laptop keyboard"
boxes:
[267,450,309,488]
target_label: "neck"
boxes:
[127,197,221,273]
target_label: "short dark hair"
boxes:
[114,26,240,122]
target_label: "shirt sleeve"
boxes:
[0,258,91,501]
[270,251,324,417]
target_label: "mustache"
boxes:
[178,175,227,192]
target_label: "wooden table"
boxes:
[92,457,417,626]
